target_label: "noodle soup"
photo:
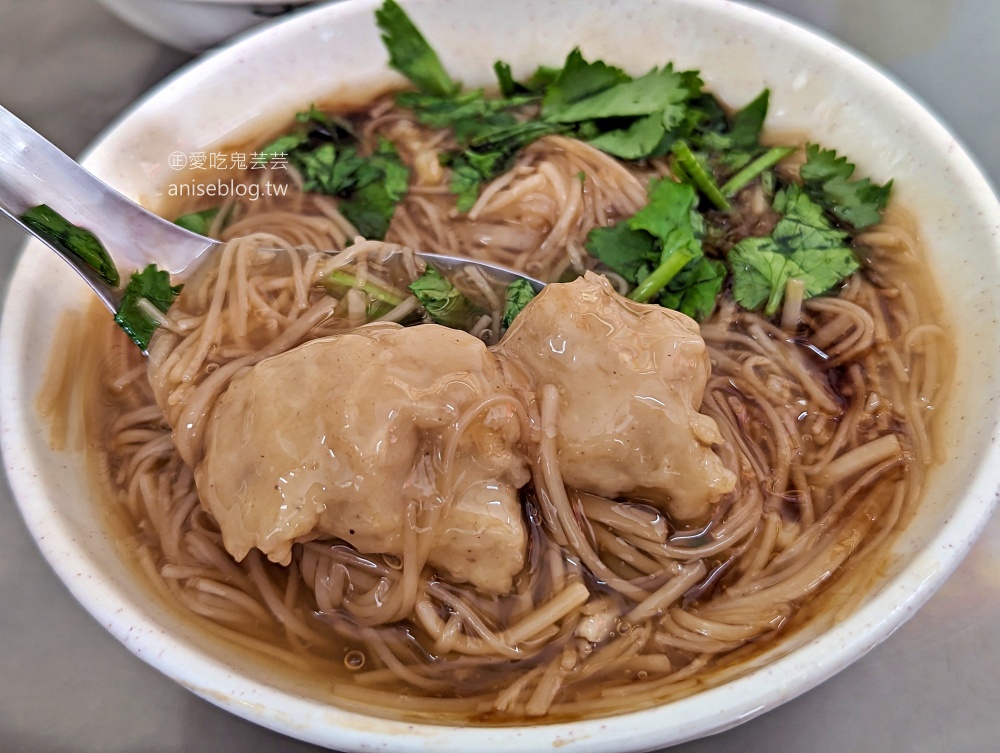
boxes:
[43,72,950,722]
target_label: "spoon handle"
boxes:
[0,105,218,310]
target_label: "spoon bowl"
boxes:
[0,105,218,311]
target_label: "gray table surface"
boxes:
[2,1,999,751]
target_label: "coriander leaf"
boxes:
[775,180,827,220]
[396,89,538,150]
[260,132,310,162]
[339,182,397,239]
[627,178,705,303]
[398,89,497,132]
[729,236,859,316]
[727,88,769,149]
[296,104,329,126]
[295,143,366,195]
[444,146,509,210]
[369,138,410,201]
[114,264,182,350]
[691,89,766,155]
[678,69,706,100]
[724,178,863,316]
[659,256,727,321]
[586,179,705,302]
[528,65,561,92]
[628,178,702,255]
[261,106,354,164]
[587,111,667,159]
[727,237,780,312]
[728,182,860,316]
[467,119,563,150]
[20,204,119,286]
[463,147,506,179]
[777,244,858,312]
[336,140,410,238]
[445,120,565,210]
[502,279,537,328]
[772,183,850,250]
[682,93,729,148]
[690,92,728,128]
[494,61,554,96]
[541,48,629,118]
[546,65,690,123]
[294,104,355,141]
[408,266,477,328]
[288,137,409,239]
[660,257,725,320]
[799,143,892,229]
[382,159,410,202]
[173,207,221,237]
[494,61,518,97]
[375,0,457,97]
[584,222,658,283]
[717,150,756,172]
[450,160,486,212]
[771,216,847,255]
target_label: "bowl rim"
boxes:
[3,0,1000,750]
[168,0,317,5]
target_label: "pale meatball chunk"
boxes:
[495,272,735,522]
[197,323,530,595]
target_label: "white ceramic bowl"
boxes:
[3,0,1000,750]
[96,0,321,52]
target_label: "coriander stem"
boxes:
[720,146,796,197]
[670,141,730,211]
[764,277,787,317]
[628,248,696,303]
[670,159,691,184]
[321,270,406,306]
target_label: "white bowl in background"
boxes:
[3,0,1000,750]
[96,0,322,52]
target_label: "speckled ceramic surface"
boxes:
[2,0,999,750]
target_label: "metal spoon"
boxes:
[0,105,543,320]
